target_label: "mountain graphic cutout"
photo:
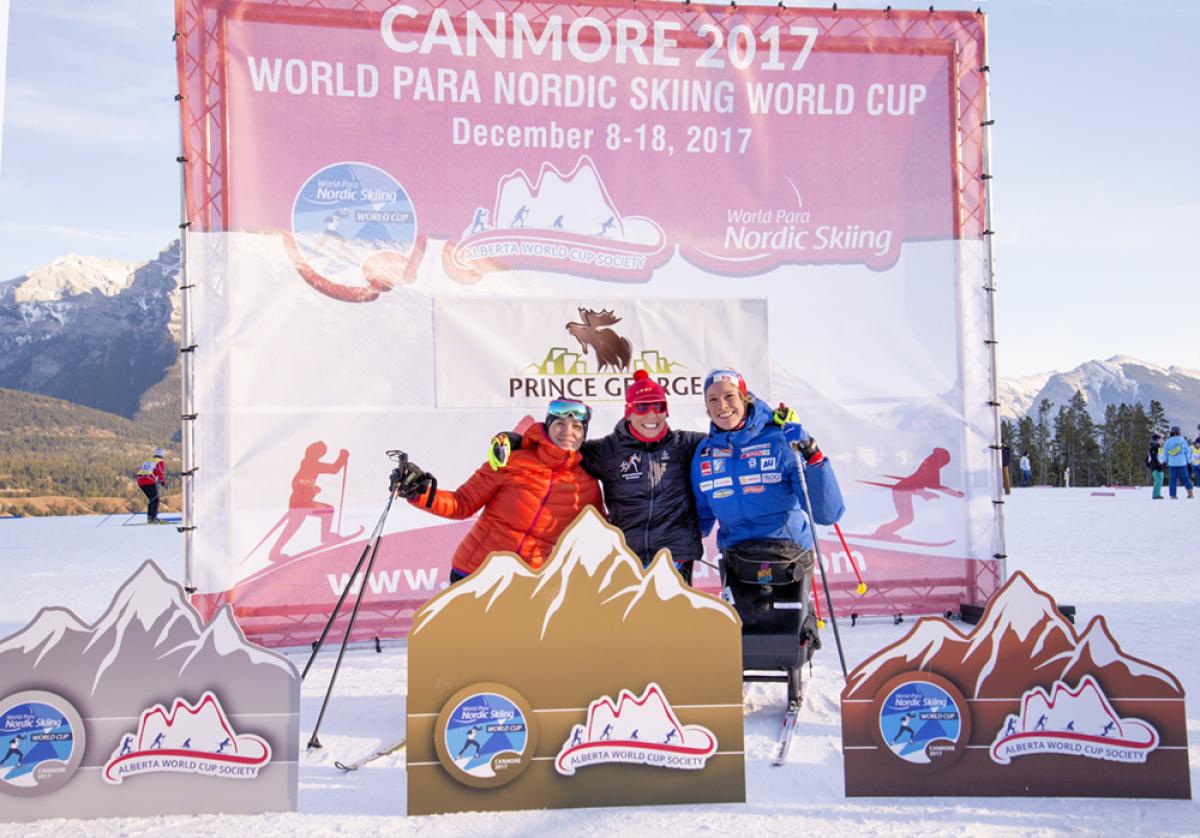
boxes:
[0,560,298,716]
[407,506,746,813]
[844,571,1182,700]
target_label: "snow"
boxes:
[1,489,1198,836]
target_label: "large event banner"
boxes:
[176,0,1001,646]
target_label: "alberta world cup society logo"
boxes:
[103,691,272,784]
[555,683,717,776]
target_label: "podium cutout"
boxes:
[842,571,1190,798]
[0,561,300,821]
[407,507,745,815]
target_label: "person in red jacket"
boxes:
[135,448,167,523]
[395,400,604,582]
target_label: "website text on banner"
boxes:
[176,0,999,647]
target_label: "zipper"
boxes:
[515,471,558,560]
[644,449,657,562]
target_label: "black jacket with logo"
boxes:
[581,419,706,569]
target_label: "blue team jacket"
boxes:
[690,397,845,552]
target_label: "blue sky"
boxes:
[0,0,1196,377]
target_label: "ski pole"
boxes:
[336,458,348,536]
[832,523,868,595]
[307,488,397,749]
[301,452,405,681]
[809,566,825,628]
[791,443,848,680]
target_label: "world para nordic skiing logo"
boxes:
[433,683,538,789]
[555,683,717,776]
[0,690,86,798]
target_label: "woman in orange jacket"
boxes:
[395,399,604,582]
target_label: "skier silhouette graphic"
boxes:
[892,713,916,743]
[570,729,582,747]
[457,726,482,758]
[597,216,616,237]
[510,205,529,227]
[1064,721,1075,732]
[467,208,489,235]
[182,738,193,749]
[663,729,678,745]
[251,441,359,564]
[629,729,639,741]
[552,214,565,230]
[314,210,357,264]
[1034,715,1048,732]
[1004,718,1017,736]
[600,724,613,741]
[1,735,24,767]
[150,733,166,749]
[216,737,232,754]
[861,447,965,541]
[1100,721,1116,737]
[120,736,133,755]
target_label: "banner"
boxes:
[176,0,1001,645]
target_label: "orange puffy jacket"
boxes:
[411,422,604,576]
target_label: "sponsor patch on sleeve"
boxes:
[742,485,766,494]
[712,448,733,458]
[761,457,776,470]
[762,472,782,484]
[741,445,771,459]
[739,474,762,486]
[712,459,727,474]
[713,477,733,488]
[699,480,714,492]
[713,489,735,499]
[700,461,712,476]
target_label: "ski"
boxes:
[771,701,801,766]
[334,737,407,772]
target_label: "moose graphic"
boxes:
[566,308,633,372]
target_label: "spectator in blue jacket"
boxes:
[691,368,844,557]
[1162,426,1194,499]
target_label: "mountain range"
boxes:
[0,242,181,436]
[998,356,1200,424]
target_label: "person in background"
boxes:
[1147,434,1165,500]
[1019,451,1032,487]
[1190,437,1200,487]
[1161,426,1193,499]
[393,399,603,582]
[134,449,168,523]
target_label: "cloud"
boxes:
[0,223,160,245]
[4,80,173,146]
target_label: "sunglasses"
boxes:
[547,399,592,423]
[630,402,667,415]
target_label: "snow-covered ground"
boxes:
[1,489,1197,836]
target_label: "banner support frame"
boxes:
[174,28,197,595]
[979,14,1007,584]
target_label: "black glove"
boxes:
[391,462,434,500]
[797,435,822,464]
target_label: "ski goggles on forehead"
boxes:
[629,401,667,415]
[547,400,592,423]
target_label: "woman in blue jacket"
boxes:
[691,368,843,693]
[692,368,844,557]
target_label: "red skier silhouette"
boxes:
[265,441,355,562]
[860,447,964,542]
